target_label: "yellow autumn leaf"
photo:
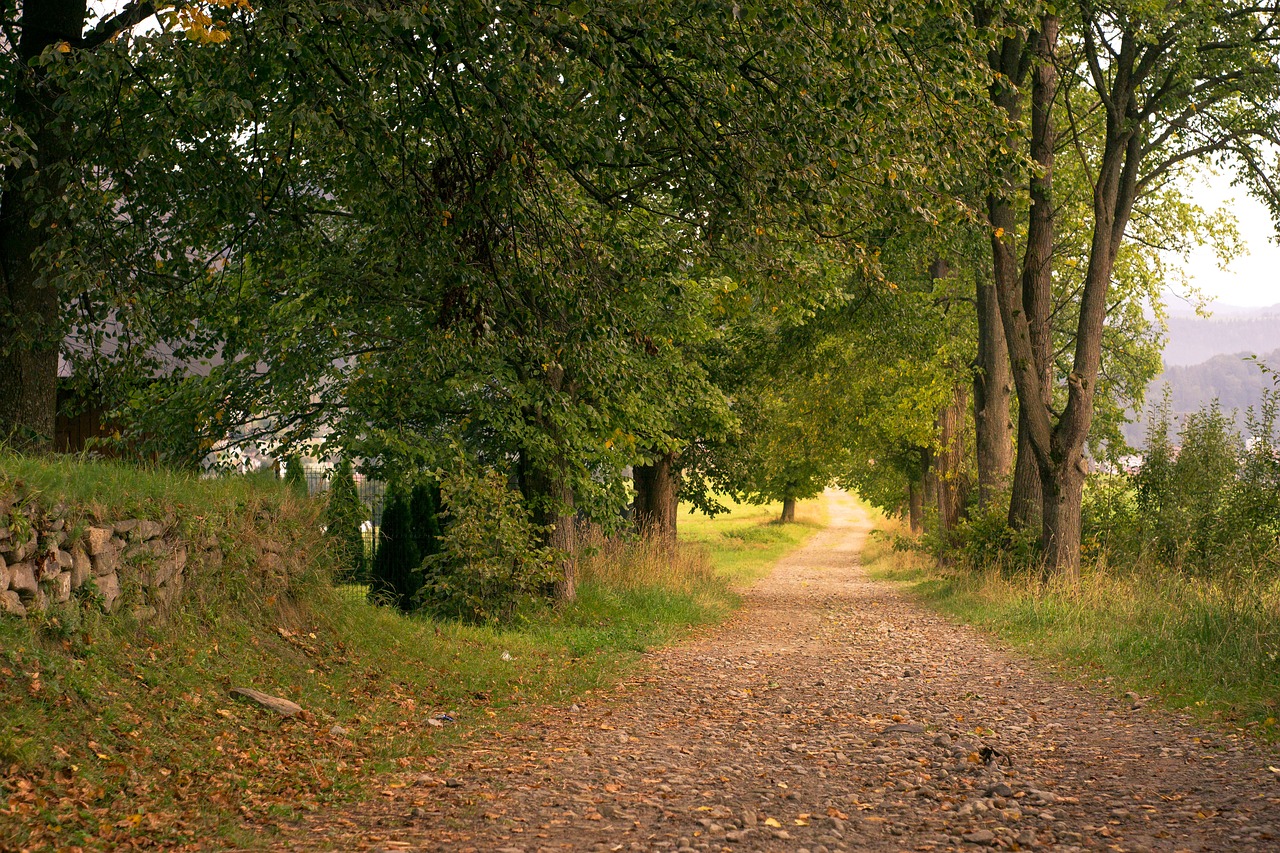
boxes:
[994,227,1005,238]
[763,817,782,828]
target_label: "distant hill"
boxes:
[1121,303,1280,447]
[1163,302,1280,366]
[1125,347,1279,447]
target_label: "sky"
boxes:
[1170,169,1280,310]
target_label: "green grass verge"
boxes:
[679,494,827,585]
[0,457,826,850]
[861,512,1280,741]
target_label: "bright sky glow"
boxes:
[1170,169,1280,309]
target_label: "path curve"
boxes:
[287,492,1280,852]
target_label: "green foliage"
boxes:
[409,480,442,563]
[1109,369,1280,573]
[1134,393,1178,524]
[368,483,419,612]
[1228,385,1280,563]
[948,501,1039,570]
[418,465,556,625]
[1137,401,1243,569]
[324,459,367,584]
[1080,472,1142,562]
[282,454,309,500]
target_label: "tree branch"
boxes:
[80,2,160,50]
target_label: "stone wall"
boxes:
[0,495,222,621]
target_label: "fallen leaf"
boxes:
[763,817,782,828]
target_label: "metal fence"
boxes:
[298,463,387,529]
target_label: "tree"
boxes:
[0,1,262,446]
[369,482,420,612]
[324,458,367,584]
[98,1,878,604]
[977,1,1278,576]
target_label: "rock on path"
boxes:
[284,492,1280,852]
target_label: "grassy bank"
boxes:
[0,456,824,851]
[862,513,1280,740]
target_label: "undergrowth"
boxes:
[863,512,1280,741]
[0,454,823,850]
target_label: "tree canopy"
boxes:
[4,0,1278,600]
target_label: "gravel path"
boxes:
[286,492,1280,852]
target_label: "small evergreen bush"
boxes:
[283,454,310,499]
[325,459,368,583]
[369,482,421,611]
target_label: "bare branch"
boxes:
[80,2,159,50]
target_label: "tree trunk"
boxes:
[973,269,1013,507]
[934,382,969,537]
[990,13,1124,578]
[1008,14,1058,532]
[907,477,924,535]
[545,476,578,602]
[1040,456,1085,583]
[519,451,578,603]
[633,451,679,547]
[0,1,87,448]
[780,497,796,523]
[1008,417,1043,529]
[515,362,579,602]
[922,445,937,524]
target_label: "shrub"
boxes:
[1127,385,1280,574]
[416,464,556,624]
[324,459,367,584]
[368,482,420,611]
[409,480,442,561]
[1225,386,1280,567]
[1170,402,1241,568]
[1134,392,1176,531]
[1081,471,1141,563]
[283,454,310,499]
[950,498,1038,572]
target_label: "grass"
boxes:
[679,494,827,585]
[1,450,283,520]
[862,510,1280,740]
[0,455,827,850]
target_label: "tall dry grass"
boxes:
[577,526,719,594]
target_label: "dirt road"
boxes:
[287,492,1280,852]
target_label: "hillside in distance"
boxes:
[1163,301,1280,366]
[1123,301,1280,447]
